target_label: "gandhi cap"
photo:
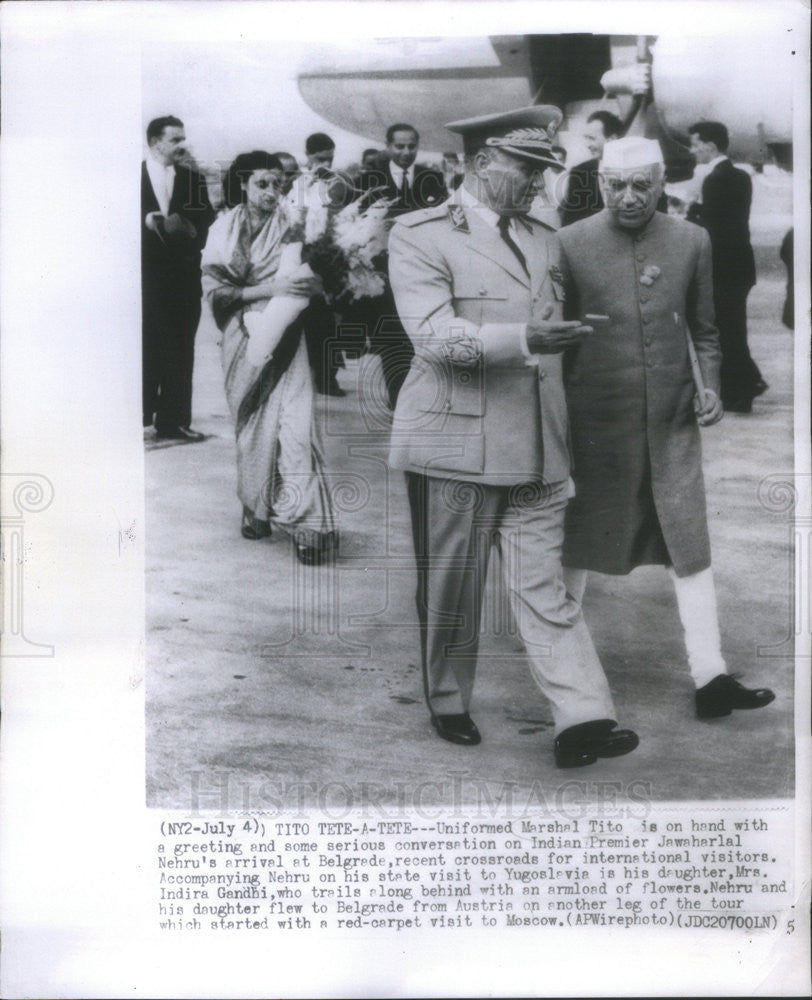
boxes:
[445,104,564,169]
[600,136,664,171]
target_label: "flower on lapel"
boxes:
[639,264,661,286]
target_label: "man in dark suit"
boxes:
[142,116,214,440]
[560,110,623,227]
[358,123,447,217]
[688,121,766,412]
[354,124,447,408]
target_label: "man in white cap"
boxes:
[387,106,639,767]
[555,136,775,720]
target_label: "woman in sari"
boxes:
[201,150,337,564]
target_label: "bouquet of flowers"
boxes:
[244,178,392,367]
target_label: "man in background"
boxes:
[301,132,345,396]
[355,123,447,408]
[142,115,214,440]
[688,120,766,413]
[442,150,464,190]
[359,123,447,217]
[304,131,335,173]
[274,151,301,197]
[560,110,623,227]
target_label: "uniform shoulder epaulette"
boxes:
[395,203,449,227]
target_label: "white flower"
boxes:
[639,264,661,286]
[279,190,306,231]
[333,199,392,256]
[304,183,330,243]
[300,194,394,304]
[345,265,385,299]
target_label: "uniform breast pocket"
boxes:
[418,366,485,416]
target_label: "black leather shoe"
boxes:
[155,425,205,442]
[295,532,338,565]
[241,507,271,540]
[554,719,639,769]
[696,674,776,719]
[432,713,481,746]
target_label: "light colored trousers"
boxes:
[405,473,616,734]
[564,566,726,688]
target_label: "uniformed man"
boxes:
[387,106,639,768]
[556,136,775,720]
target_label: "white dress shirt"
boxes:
[146,152,175,217]
[389,163,415,193]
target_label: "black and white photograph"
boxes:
[1,2,809,997]
[141,31,797,805]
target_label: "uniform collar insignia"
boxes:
[448,204,470,233]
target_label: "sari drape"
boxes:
[201,204,335,541]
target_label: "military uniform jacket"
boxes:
[387,200,571,485]
[555,210,722,576]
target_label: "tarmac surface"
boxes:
[145,237,796,811]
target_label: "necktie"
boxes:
[400,170,410,206]
[497,215,529,276]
